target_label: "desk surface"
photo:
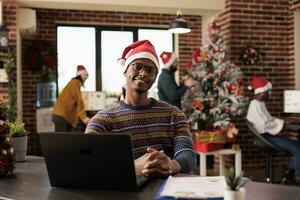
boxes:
[0,156,299,200]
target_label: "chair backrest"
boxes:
[246,120,282,153]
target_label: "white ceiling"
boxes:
[16,0,225,16]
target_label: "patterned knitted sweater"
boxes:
[85,98,196,173]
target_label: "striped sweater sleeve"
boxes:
[85,112,110,133]
[172,109,196,173]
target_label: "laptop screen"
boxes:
[284,90,300,113]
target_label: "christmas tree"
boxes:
[181,20,248,134]
[0,102,15,177]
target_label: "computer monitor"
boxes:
[284,90,300,113]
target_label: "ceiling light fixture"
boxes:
[169,9,191,34]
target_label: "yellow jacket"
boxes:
[52,78,87,127]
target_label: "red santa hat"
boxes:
[248,76,272,95]
[76,65,88,76]
[117,40,159,72]
[160,51,176,69]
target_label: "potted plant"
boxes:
[224,168,248,200]
[9,118,28,162]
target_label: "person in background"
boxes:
[85,40,196,177]
[52,65,90,132]
[157,51,194,109]
[246,76,300,185]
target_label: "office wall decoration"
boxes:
[240,46,260,65]
[0,26,9,51]
[25,40,56,82]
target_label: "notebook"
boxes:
[39,133,148,191]
[155,176,225,200]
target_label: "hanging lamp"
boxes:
[169,9,191,34]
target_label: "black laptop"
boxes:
[39,133,148,191]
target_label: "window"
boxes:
[100,31,133,94]
[57,26,96,93]
[57,26,174,96]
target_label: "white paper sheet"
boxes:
[160,176,226,199]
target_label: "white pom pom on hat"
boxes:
[117,40,160,72]
[117,58,126,67]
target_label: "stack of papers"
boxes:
[160,176,226,199]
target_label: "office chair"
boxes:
[246,120,283,183]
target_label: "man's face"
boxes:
[124,58,157,94]
[256,91,269,101]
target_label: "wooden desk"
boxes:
[0,157,299,200]
[245,181,300,200]
[0,156,162,200]
[286,123,300,140]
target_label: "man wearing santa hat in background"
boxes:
[247,76,300,185]
[52,65,90,132]
[157,51,194,109]
[86,40,195,177]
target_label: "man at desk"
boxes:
[246,76,300,184]
[85,40,196,177]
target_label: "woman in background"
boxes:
[52,65,90,132]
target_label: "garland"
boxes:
[4,48,16,122]
[25,40,56,82]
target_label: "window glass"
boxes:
[57,26,96,93]
[138,29,173,98]
[57,26,173,98]
[101,31,133,95]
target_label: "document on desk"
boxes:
[160,176,225,199]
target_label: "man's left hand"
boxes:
[142,148,181,177]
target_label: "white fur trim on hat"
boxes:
[124,52,160,72]
[164,53,176,69]
[254,82,272,95]
[76,69,88,76]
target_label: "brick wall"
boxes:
[21,9,202,154]
[0,0,16,103]
[221,0,300,171]
[3,1,300,170]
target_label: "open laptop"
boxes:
[39,133,149,191]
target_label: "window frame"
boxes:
[56,24,175,92]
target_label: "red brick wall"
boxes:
[21,9,202,154]
[3,1,300,170]
[0,0,16,103]
[221,0,300,171]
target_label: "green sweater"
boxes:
[157,69,187,109]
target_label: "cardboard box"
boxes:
[36,108,54,133]
[82,91,106,111]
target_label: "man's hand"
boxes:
[184,77,195,88]
[135,147,182,177]
[82,117,90,125]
